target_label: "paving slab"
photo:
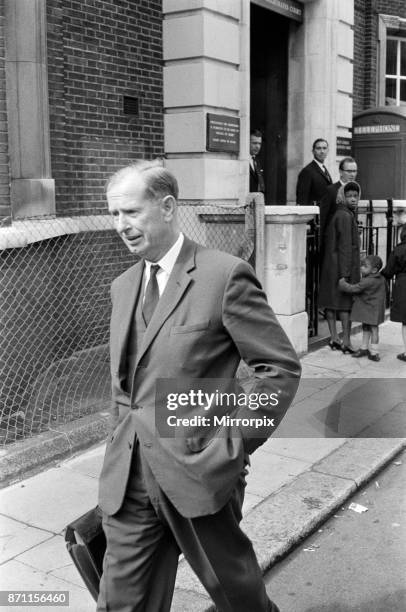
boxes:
[0,515,52,564]
[313,437,405,484]
[360,402,405,437]
[246,449,310,497]
[51,563,91,590]
[59,444,104,478]
[264,437,346,463]
[0,467,98,532]
[14,535,68,573]
[0,560,94,612]
[242,491,264,513]
[171,588,212,612]
[276,397,348,438]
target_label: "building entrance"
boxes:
[250,4,289,204]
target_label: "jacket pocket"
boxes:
[186,427,221,453]
[171,320,210,334]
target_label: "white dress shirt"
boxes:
[314,159,326,173]
[143,232,184,299]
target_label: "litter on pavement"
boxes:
[348,502,368,513]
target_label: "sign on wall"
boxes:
[206,114,240,153]
[336,137,352,156]
[252,0,303,23]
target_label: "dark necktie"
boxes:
[142,264,160,326]
[322,165,332,182]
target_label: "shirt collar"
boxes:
[145,232,184,276]
[314,159,325,170]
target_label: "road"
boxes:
[265,449,406,612]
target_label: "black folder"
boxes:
[65,506,105,601]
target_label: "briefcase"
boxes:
[65,506,106,601]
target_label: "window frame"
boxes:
[377,14,406,107]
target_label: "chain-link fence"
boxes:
[1,200,260,446]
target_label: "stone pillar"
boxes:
[287,0,354,200]
[4,0,55,218]
[264,205,318,355]
[162,0,245,203]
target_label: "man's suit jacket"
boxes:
[296,160,332,206]
[249,158,265,193]
[98,237,301,518]
[319,181,342,245]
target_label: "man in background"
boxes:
[249,129,266,194]
[296,138,332,206]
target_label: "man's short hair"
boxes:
[250,129,263,138]
[312,138,328,149]
[106,161,179,200]
[339,156,356,170]
[362,254,383,272]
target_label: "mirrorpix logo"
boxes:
[154,378,281,438]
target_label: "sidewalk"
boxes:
[0,321,405,612]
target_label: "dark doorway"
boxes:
[250,4,289,204]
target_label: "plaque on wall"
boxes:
[253,0,303,22]
[336,137,352,156]
[206,114,240,153]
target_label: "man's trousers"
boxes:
[97,442,280,612]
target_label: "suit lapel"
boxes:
[312,160,331,183]
[111,262,144,378]
[135,237,197,367]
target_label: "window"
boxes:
[385,37,406,106]
[377,14,406,107]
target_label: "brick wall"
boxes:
[46,0,164,216]
[354,0,406,114]
[0,3,10,220]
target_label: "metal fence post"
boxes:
[251,193,265,286]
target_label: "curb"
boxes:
[0,412,109,487]
[172,437,406,611]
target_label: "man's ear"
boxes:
[161,195,176,220]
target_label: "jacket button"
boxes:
[128,442,132,449]
[144,442,152,448]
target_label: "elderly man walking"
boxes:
[97,160,301,612]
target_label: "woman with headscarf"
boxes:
[319,181,361,353]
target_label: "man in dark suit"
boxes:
[296,138,332,206]
[319,156,358,248]
[249,128,266,194]
[97,161,301,612]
